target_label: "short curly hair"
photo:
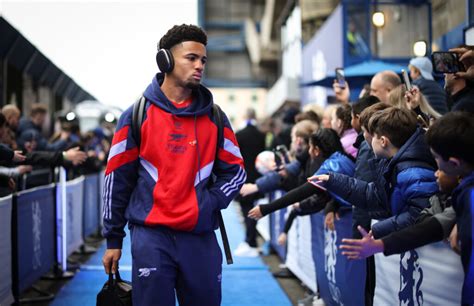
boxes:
[158,24,207,50]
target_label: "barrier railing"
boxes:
[2,168,103,303]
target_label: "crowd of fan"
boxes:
[0,103,115,196]
[236,46,474,305]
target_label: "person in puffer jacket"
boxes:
[247,128,355,220]
[101,24,245,306]
[311,107,438,238]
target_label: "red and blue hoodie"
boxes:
[103,74,246,249]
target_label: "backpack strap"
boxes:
[132,96,147,146]
[211,103,233,265]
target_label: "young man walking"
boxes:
[102,24,246,306]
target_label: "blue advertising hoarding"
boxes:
[15,185,55,294]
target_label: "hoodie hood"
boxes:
[143,73,213,117]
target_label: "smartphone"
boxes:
[308,179,327,191]
[402,69,412,91]
[431,51,464,74]
[335,68,346,89]
[274,145,290,165]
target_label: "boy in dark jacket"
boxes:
[312,107,438,238]
[426,112,474,305]
[343,112,474,305]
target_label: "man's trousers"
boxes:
[130,224,222,306]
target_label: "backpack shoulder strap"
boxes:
[212,104,224,161]
[132,96,147,147]
[211,103,233,265]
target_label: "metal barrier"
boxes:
[4,167,103,303]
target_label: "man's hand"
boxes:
[248,205,263,220]
[340,226,384,260]
[240,183,259,197]
[324,211,339,231]
[13,150,26,162]
[307,174,329,182]
[448,224,461,255]
[17,165,33,175]
[404,86,421,110]
[63,147,87,165]
[450,47,474,80]
[102,249,122,274]
[277,233,287,246]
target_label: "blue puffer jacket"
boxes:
[326,128,438,238]
[313,151,355,207]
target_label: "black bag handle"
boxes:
[108,270,123,286]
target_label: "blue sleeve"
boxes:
[102,106,139,249]
[255,171,283,194]
[208,112,246,209]
[326,172,388,211]
[285,160,301,177]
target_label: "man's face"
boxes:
[409,65,420,80]
[444,73,456,94]
[7,113,20,130]
[170,41,207,90]
[434,170,458,194]
[371,133,389,158]
[351,112,361,133]
[32,113,46,126]
[361,126,372,146]
[370,75,389,103]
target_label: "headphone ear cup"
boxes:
[156,49,174,73]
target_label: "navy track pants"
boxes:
[130,225,223,306]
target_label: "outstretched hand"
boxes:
[339,226,384,260]
[248,205,263,220]
[240,183,259,197]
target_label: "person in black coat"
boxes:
[444,72,474,113]
[234,108,266,256]
[409,56,448,114]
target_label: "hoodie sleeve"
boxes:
[102,106,139,249]
[209,112,246,209]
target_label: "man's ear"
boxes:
[380,135,389,148]
[448,157,462,168]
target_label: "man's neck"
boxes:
[449,83,466,97]
[161,77,192,103]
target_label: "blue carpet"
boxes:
[51,202,291,306]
